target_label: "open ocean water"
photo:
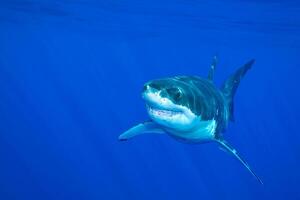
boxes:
[0,0,299,199]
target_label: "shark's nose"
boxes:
[143,84,150,92]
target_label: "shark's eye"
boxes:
[175,90,182,99]
[167,88,182,101]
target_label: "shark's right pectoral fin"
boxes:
[216,139,263,184]
[119,121,165,141]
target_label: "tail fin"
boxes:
[221,59,255,121]
[217,139,263,184]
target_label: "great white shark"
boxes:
[119,56,263,184]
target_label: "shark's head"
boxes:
[142,77,202,131]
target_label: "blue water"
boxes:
[0,0,299,199]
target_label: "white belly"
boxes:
[166,119,217,142]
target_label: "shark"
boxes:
[119,56,263,184]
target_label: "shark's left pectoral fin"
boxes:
[216,139,263,184]
[119,121,165,141]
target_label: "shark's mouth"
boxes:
[143,90,198,129]
[147,105,182,118]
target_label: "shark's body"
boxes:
[119,57,262,184]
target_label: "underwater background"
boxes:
[0,0,299,199]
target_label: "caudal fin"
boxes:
[216,139,263,184]
[221,59,255,121]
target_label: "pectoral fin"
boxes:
[119,121,165,141]
[216,139,263,184]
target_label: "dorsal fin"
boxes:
[221,59,255,121]
[207,55,218,81]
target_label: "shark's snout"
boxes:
[142,83,161,95]
[142,84,149,93]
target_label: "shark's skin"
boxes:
[119,57,263,184]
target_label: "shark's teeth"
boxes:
[148,106,181,117]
